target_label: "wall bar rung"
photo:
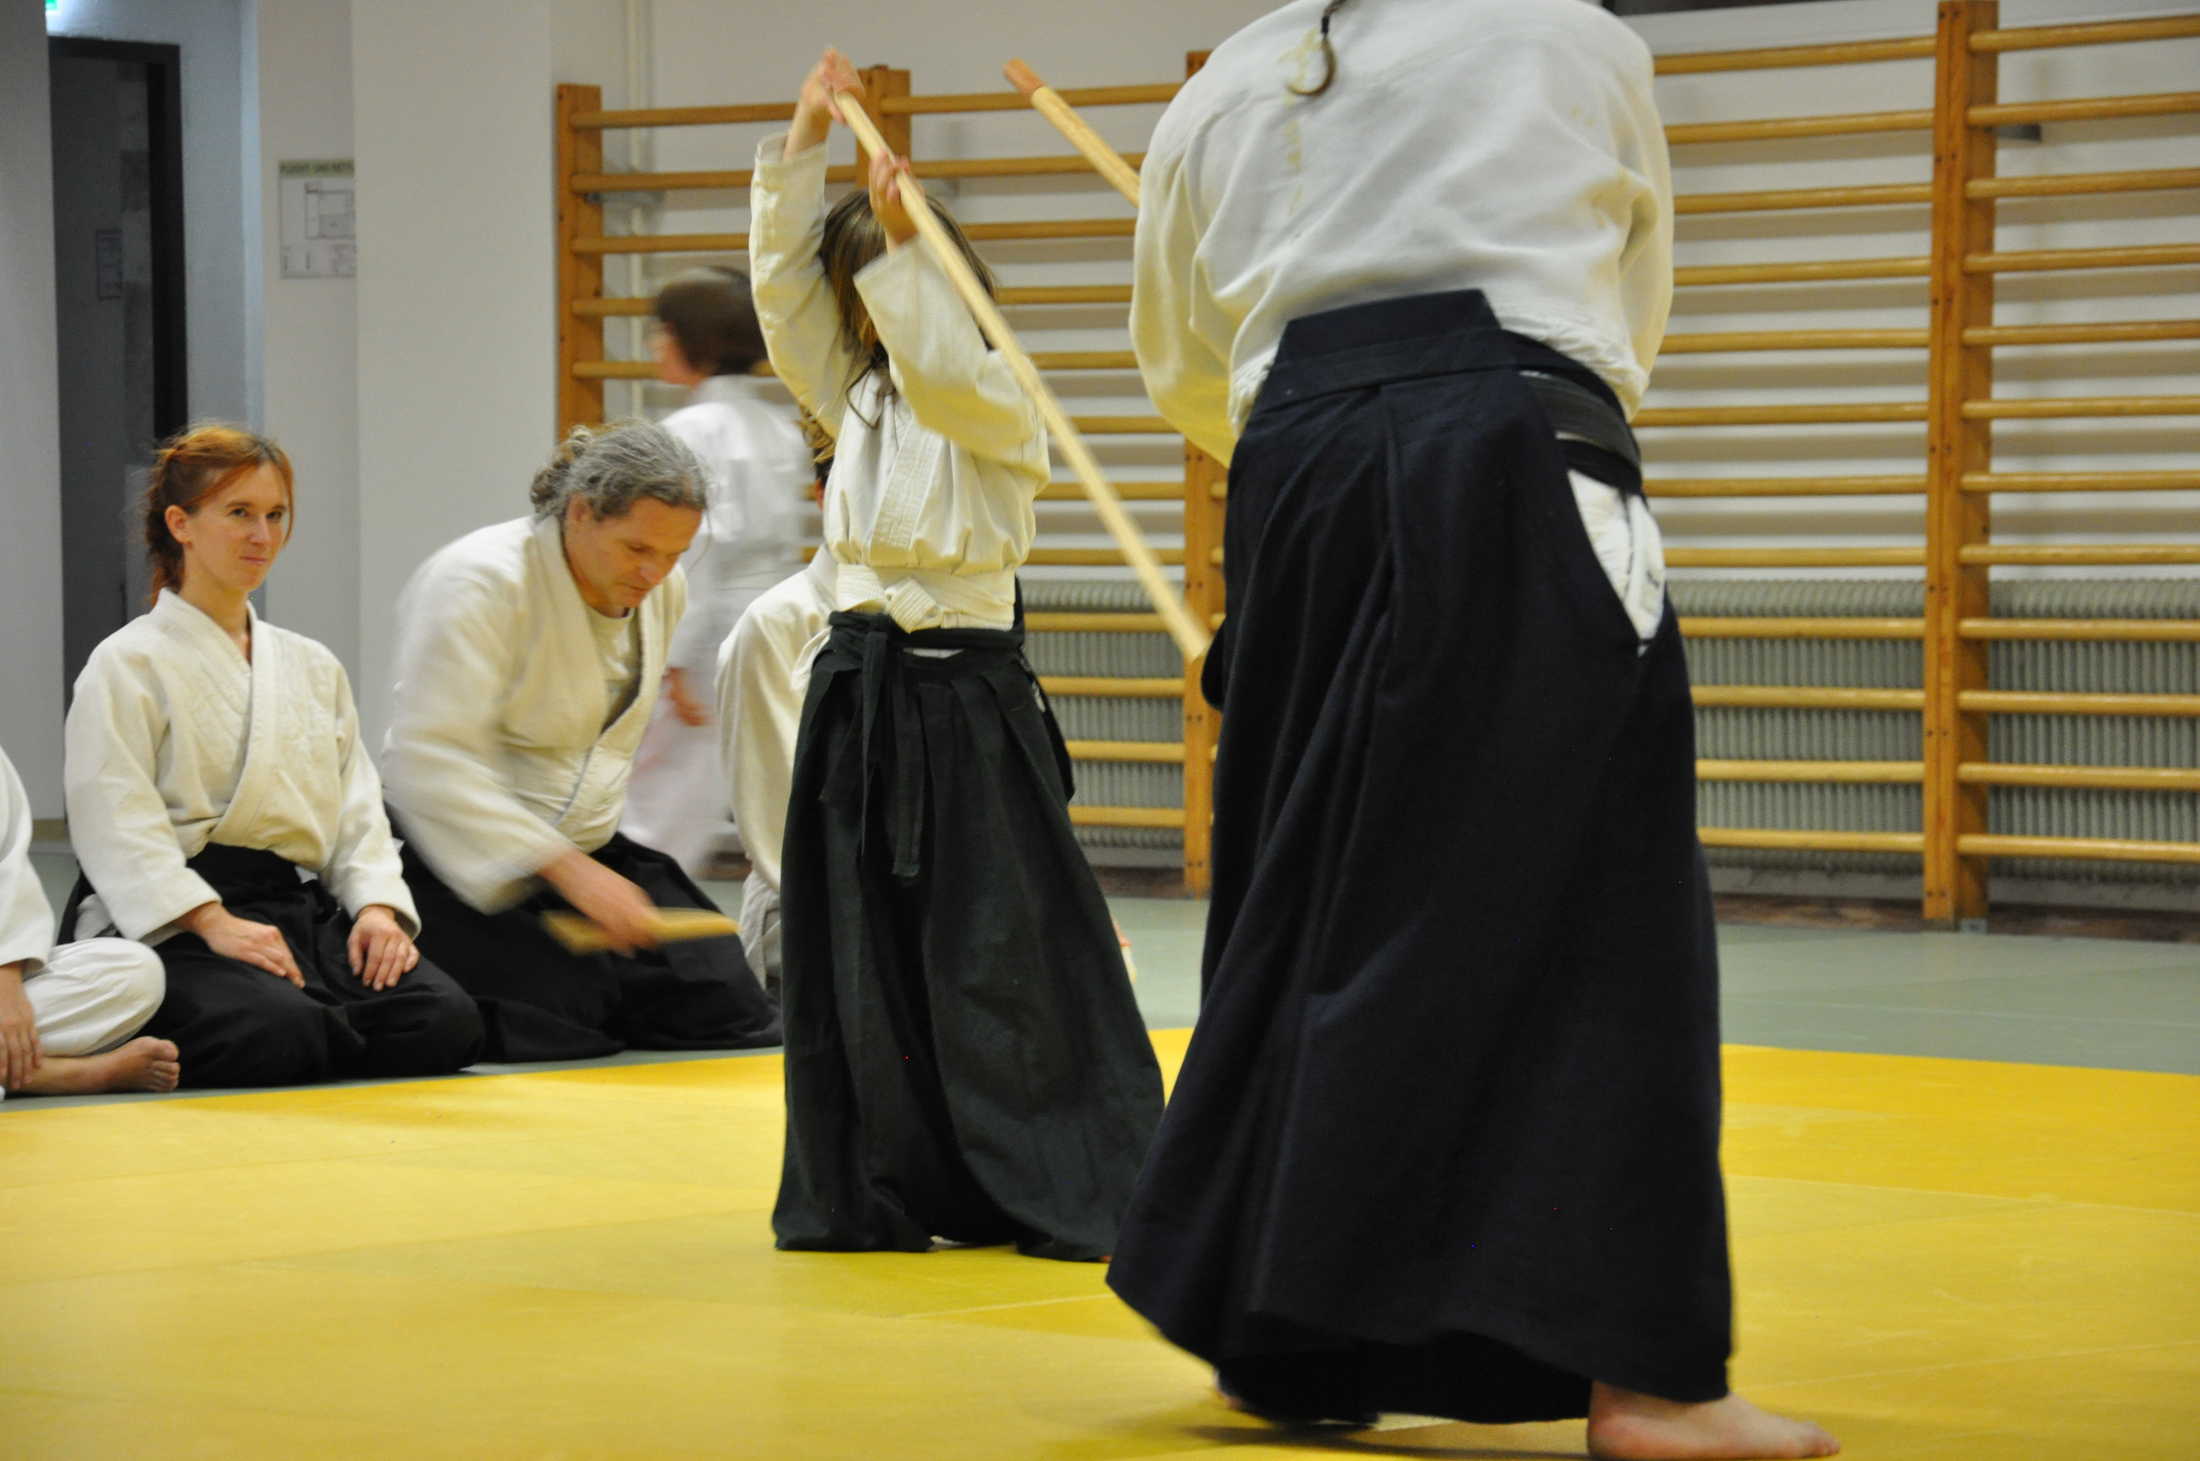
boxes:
[1667,109,1932,145]
[1661,330,1930,352]
[1959,691,2200,717]
[1970,167,2200,199]
[1651,475,1928,497]
[1971,16,2200,52]
[1679,617,1928,639]
[1964,244,2200,273]
[1637,401,1928,426]
[1695,685,1926,711]
[1958,619,2200,642]
[1069,805,1188,829]
[1962,395,2200,419]
[1676,182,1932,214]
[1969,90,2200,125]
[1958,763,2200,791]
[1001,286,1132,305]
[1965,321,2200,347]
[572,103,795,129]
[1676,257,1931,285]
[1654,36,1934,74]
[1064,740,1189,764]
[1667,547,1926,567]
[1024,546,1185,567]
[1958,544,2200,566]
[882,83,1180,115]
[1956,834,2200,865]
[1040,677,1186,698]
[1961,470,2200,492]
[1698,759,1926,783]
[1699,828,1927,853]
[1027,612,1167,633]
[1037,480,1182,501]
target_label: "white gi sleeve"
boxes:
[63,650,221,941]
[749,135,859,440]
[855,245,1049,482]
[382,568,572,912]
[317,662,421,935]
[1611,47,1675,388]
[0,749,57,975]
[1131,120,1239,466]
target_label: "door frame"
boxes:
[48,34,189,439]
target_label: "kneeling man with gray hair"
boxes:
[384,421,782,1062]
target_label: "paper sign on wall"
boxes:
[279,159,355,279]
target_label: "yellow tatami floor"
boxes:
[3,1025,2196,1459]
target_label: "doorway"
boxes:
[48,36,187,697]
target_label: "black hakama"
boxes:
[68,845,483,1088]
[394,827,782,1062]
[773,612,1164,1261]
[1106,291,1733,1419]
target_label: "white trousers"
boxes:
[2,938,164,1101]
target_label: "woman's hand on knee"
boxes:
[183,902,304,987]
[347,905,420,991]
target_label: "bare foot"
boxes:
[1588,1383,1838,1460]
[11,1037,182,1097]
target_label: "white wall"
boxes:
[352,0,576,740]
[255,0,359,667]
[0,0,68,812]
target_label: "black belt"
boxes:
[59,843,306,939]
[1257,290,1644,494]
[1521,370,1641,482]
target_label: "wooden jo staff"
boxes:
[832,86,1210,663]
[1002,59,1141,208]
[541,907,739,956]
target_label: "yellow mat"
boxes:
[3,1035,2194,1459]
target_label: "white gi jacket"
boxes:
[1132,0,1674,464]
[382,515,687,912]
[660,374,816,674]
[64,590,419,943]
[749,134,1048,633]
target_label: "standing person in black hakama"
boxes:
[1107,2,1838,1456]
[747,51,1162,1261]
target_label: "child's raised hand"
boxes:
[789,48,865,155]
[868,150,919,249]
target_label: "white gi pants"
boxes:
[2,939,164,1101]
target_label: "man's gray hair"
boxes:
[529,420,708,520]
